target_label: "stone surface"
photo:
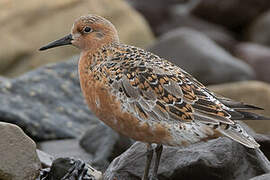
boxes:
[36,158,102,180]
[208,81,270,133]
[126,0,189,35]
[250,173,270,180]
[191,0,270,30]
[0,56,99,141]
[38,139,93,164]
[157,14,237,52]
[148,28,255,85]
[255,134,270,161]
[247,11,270,46]
[234,43,270,83]
[104,139,267,180]
[0,122,41,180]
[36,149,54,168]
[0,0,154,77]
[79,123,133,170]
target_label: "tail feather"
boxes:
[218,123,260,149]
[235,111,270,120]
[219,99,264,110]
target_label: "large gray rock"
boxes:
[234,43,270,83]
[104,138,267,180]
[0,56,99,141]
[191,0,270,30]
[157,14,237,52]
[79,123,133,170]
[0,122,41,180]
[247,11,270,46]
[148,28,255,85]
[126,0,189,35]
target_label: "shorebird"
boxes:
[40,15,269,180]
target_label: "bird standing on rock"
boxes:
[40,15,269,180]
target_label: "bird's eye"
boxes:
[83,26,92,33]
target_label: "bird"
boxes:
[39,14,269,180]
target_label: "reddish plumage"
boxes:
[40,14,269,179]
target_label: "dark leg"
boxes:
[143,143,154,180]
[152,144,163,179]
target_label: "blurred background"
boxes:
[1,0,270,133]
[2,0,270,178]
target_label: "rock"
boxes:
[38,139,93,164]
[247,11,270,46]
[147,28,255,85]
[79,123,133,170]
[234,43,270,83]
[37,158,102,180]
[126,0,189,35]
[0,0,154,77]
[254,134,270,161]
[0,57,100,141]
[250,173,270,180]
[191,0,270,30]
[157,14,237,52]
[36,149,54,168]
[0,122,41,180]
[104,139,267,180]
[208,81,270,133]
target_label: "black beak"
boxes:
[39,34,73,51]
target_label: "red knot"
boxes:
[40,14,268,180]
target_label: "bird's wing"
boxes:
[103,45,262,148]
[104,45,265,124]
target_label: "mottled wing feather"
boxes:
[103,45,237,126]
[98,44,260,148]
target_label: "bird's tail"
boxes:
[218,123,260,149]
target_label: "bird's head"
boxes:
[39,15,119,51]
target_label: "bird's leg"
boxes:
[143,143,154,180]
[152,144,163,180]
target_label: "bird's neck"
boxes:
[78,43,113,76]
[79,42,118,65]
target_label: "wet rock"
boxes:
[208,81,270,133]
[38,139,93,164]
[0,57,99,141]
[79,123,133,170]
[247,11,270,46]
[234,43,270,83]
[0,122,41,180]
[0,0,154,77]
[191,0,270,30]
[148,28,254,85]
[104,138,267,180]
